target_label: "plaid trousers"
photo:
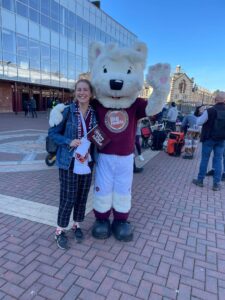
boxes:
[57,160,92,228]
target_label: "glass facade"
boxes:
[0,0,137,89]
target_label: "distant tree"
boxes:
[213,89,220,95]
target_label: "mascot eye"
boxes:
[103,68,107,73]
[127,69,131,74]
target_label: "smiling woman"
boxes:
[48,79,97,250]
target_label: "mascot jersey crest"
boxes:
[50,41,171,242]
[104,110,129,133]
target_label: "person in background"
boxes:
[206,95,225,180]
[48,79,97,250]
[162,104,169,119]
[47,98,53,119]
[177,111,184,123]
[23,99,29,117]
[51,98,59,108]
[206,149,225,181]
[27,98,32,116]
[181,107,201,134]
[133,159,143,173]
[135,120,144,161]
[30,96,37,118]
[182,106,202,159]
[192,91,225,191]
[166,102,178,131]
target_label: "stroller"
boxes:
[150,125,167,151]
[166,132,185,156]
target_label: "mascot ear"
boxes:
[133,42,148,68]
[89,41,105,68]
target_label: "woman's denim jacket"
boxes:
[48,103,97,170]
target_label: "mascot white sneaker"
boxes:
[50,41,171,242]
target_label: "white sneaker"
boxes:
[138,155,144,161]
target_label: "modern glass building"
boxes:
[0,0,137,112]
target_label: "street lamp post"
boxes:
[6,61,11,77]
[1,61,12,76]
[14,82,18,115]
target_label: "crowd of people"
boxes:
[135,94,225,191]
[152,93,225,192]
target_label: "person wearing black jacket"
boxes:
[192,91,225,191]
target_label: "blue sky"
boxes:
[101,0,225,92]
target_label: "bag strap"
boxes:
[61,105,71,135]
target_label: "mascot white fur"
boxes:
[50,41,170,242]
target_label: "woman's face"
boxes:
[75,81,92,104]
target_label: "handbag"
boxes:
[46,136,58,154]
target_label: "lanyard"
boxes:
[80,111,87,137]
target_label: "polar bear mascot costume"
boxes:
[50,41,171,242]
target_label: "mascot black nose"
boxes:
[110,79,124,90]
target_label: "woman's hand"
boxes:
[70,139,81,148]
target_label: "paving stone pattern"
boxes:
[0,113,225,299]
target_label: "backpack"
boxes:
[46,106,70,154]
[211,108,225,140]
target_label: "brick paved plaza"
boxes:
[0,113,225,299]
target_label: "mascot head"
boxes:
[89,41,148,109]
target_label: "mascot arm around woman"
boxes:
[50,41,171,242]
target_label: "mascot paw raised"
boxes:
[145,63,171,116]
[146,63,171,90]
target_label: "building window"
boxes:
[2,0,15,12]
[2,29,16,53]
[51,0,60,21]
[179,79,186,93]
[68,52,75,79]
[41,43,50,72]
[29,0,40,11]
[16,15,28,35]
[16,2,28,18]
[60,49,67,78]
[29,8,39,23]
[40,0,50,16]
[1,9,15,31]
[29,39,40,70]
[51,46,59,73]
[29,21,40,40]
[17,34,28,57]
[41,14,50,28]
